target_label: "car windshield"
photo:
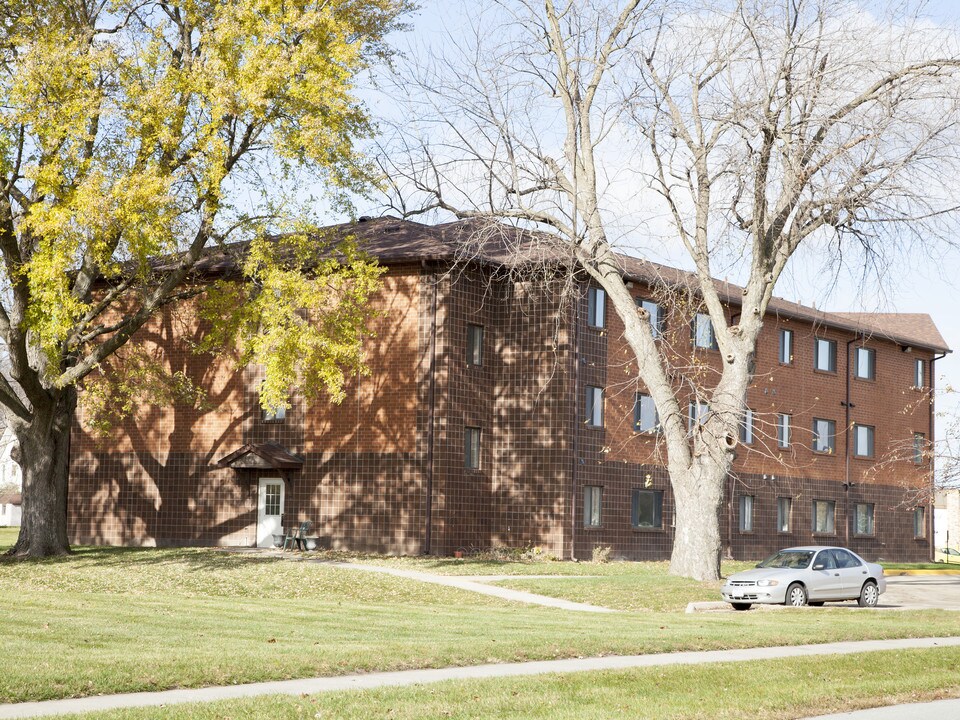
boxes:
[757,550,814,569]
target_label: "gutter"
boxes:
[423,264,439,555]
[929,351,948,561]
[570,284,581,561]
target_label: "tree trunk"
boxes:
[669,459,726,581]
[7,388,76,557]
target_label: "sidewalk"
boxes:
[2,637,958,719]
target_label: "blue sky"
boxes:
[354,0,960,448]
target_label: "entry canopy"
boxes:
[216,442,304,471]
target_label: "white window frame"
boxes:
[777,413,791,448]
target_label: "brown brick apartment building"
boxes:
[68,217,950,561]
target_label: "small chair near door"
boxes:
[283,521,312,551]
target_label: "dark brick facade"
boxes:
[67,221,943,562]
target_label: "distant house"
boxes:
[0,492,20,527]
[0,423,21,492]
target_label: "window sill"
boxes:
[776,530,793,534]
[632,526,664,533]
[853,533,875,539]
[852,376,876,383]
[812,532,837,537]
[853,455,875,461]
[583,525,604,531]
[777,361,794,368]
[813,368,838,376]
[813,450,837,457]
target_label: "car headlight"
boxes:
[757,579,780,587]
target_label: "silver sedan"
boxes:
[720,546,886,611]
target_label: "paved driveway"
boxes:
[878,575,960,610]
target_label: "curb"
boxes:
[886,569,960,576]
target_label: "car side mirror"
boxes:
[813,563,825,571]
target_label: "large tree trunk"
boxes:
[669,459,726,581]
[7,388,76,557]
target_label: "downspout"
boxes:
[929,351,947,561]
[726,312,741,560]
[423,266,439,555]
[570,283,581,560]
[841,336,859,547]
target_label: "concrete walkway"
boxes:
[323,561,615,613]
[2,637,958,719]
[804,698,960,719]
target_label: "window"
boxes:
[854,347,876,380]
[853,424,875,458]
[739,408,754,445]
[914,359,925,388]
[777,413,791,448]
[634,393,659,432]
[636,298,665,339]
[777,497,792,533]
[739,495,755,532]
[466,324,483,366]
[632,489,663,529]
[587,287,606,328]
[854,503,875,536]
[914,432,926,465]
[264,483,281,516]
[689,401,710,430]
[779,328,793,365]
[812,418,836,454]
[585,386,604,428]
[814,337,837,372]
[812,499,836,534]
[584,486,602,527]
[693,313,718,350]
[262,405,286,422]
[914,506,926,537]
[464,427,481,469]
[835,549,862,568]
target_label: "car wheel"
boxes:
[731,602,751,611]
[808,601,824,606]
[858,581,879,608]
[786,582,808,607]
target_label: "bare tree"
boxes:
[379,0,960,580]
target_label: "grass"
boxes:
[50,647,960,720]
[3,531,960,707]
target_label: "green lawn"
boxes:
[51,647,960,720]
[2,540,960,705]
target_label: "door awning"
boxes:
[216,442,304,471]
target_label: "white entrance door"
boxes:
[256,477,285,548]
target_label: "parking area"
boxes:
[879,575,960,610]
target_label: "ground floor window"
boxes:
[584,486,602,527]
[854,503,875,536]
[914,506,926,538]
[777,497,792,533]
[812,499,836,534]
[738,495,754,532]
[632,489,663,529]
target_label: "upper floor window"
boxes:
[779,328,793,365]
[467,324,484,366]
[853,424,875,458]
[693,313,718,350]
[688,401,710,431]
[914,432,926,465]
[634,393,659,433]
[585,386,604,428]
[814,337,837,373]
[636,298,665,339]
[739,408,754,445]
[263,405,286,422]
[777,413,791,448]
[914,358,925,388]
[812,418,836,454]
[854,347,875,380]
[464,427,481,469]
[587,287,606,328]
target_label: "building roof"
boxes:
[0,492,21,505]
[194,216,950,354]
[216,443,304,471]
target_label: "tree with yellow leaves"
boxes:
[0,0,408,557]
